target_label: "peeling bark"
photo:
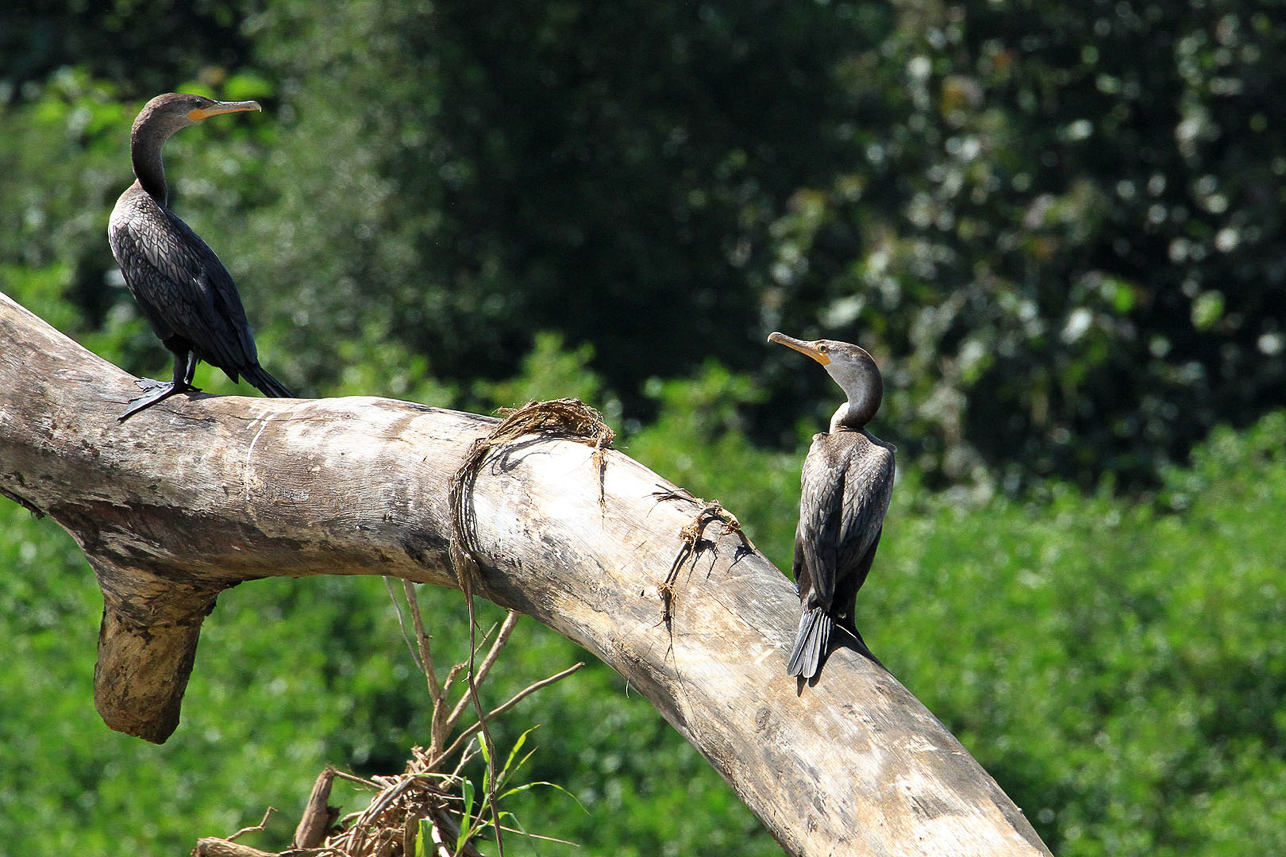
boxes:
[0,291,1051,857]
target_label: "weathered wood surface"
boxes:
[0,291,1052,857]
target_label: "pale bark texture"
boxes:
[0,291,1052,857]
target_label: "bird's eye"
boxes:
[818,344,829,353]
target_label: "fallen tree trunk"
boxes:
[0,291,1051,857]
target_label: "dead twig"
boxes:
[191,808,277,857]
[402,581,442,700]
[230,808,276,843]
[440,611,521,744]
[428,661,586,770]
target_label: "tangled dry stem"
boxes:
[309,748,485,857]
[448,397,616,598]
[192,753,486,857]
[652,488,757,630]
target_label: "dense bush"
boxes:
[873,413,1286,855]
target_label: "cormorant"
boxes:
[769,332,896,679]
[109,92,291,422]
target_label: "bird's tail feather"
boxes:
[243,365,293,398]
[787,607,832,679]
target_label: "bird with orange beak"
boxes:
[768,332,896,679]
[109,93,292,421]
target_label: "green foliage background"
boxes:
[2,1,1285,855]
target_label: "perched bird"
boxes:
[109,93,291,422]
[769,332,896,679]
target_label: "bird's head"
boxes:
[768,331,883,429]
[134,93,262,138]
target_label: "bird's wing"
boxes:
[795,434,847,611]
[837,437,895,576]
[165,211,259,370]
[109,208,177,343]
[112,195,258,371]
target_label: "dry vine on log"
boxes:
[0,291,1053,857]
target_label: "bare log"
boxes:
[0,291,1052,857]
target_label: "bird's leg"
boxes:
[119,350,198,422]
[180,350,199,388]
[131,351,201,393]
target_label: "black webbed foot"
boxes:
[118,381,197,423]
[133,377,201,394]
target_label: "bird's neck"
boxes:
[829,402,864,434]
[824,349,883,434]
[130,125,169,204]
[829,386,881,434]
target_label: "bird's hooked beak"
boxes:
[187,100,262,123]
[768,332,830,366]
